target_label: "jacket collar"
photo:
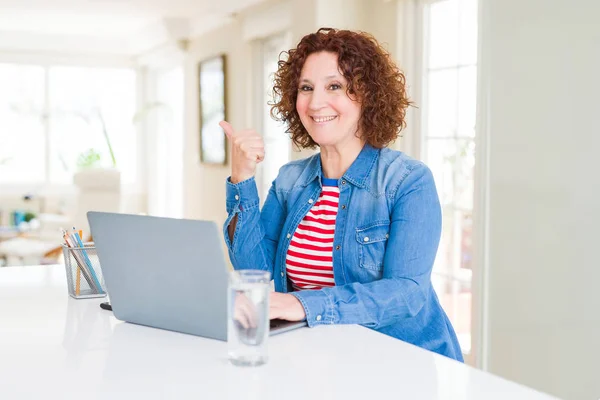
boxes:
[297,143,380,189]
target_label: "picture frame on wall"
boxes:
[198,54,227,165]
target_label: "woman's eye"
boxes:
[299,85,313,92]
[329,84,342,90]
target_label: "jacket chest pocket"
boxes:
[355,221,390,271]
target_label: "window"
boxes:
[0,64,46,183]
[419,0,478,356]
[148,66,184,218]
[0,63,137,185]
[255,33,292,204]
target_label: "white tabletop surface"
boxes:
[0,265,558,400]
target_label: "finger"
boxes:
[219,121,234,139]
[236,308,253,329]
[246,308,257,329]
[243,135,263,142]
[237,129,260,138]
[238,140,263,151]
[247,148,265,158]
[238,144,259,157]
[234,298,249,329]
[237,315,250,329]
[235,308,250,329]
[243,152,261,163]
[239,296,257,328]
[241,312,253,329]
[246,140,265,149]
[244,141,262,151]
[235,139,263,150]
[235,294,255,328]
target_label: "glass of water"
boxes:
[228,269,271,367]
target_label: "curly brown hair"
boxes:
[271,27,411,149]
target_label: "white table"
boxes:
[0,265,558,400]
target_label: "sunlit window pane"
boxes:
[435,204,474,274]
[432,275,472,353]
[0,63,46,183]
[457,66,477,137]
[427,69,458,138]
[454,139,475,210]
[425,138,456,207]
[428,0,459,69]
[48,66,137,184]
[259,34,290,203]
[199,58,226,165]
[459,0,478,64]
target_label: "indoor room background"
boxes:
[0,0,598,399]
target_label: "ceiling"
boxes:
[0,0,268,55]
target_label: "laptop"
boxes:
[87,211,307,340]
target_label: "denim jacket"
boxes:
[224,144,463,361]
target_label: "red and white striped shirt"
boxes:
[285,178,339,290]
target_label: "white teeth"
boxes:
[312,116,336,123]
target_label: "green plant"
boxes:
[67,108,116,168]
[76,148,102,169]
[23,211,36,223]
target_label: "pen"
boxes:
[76,230,83,295]
[72,227,103,294]
[62,228,97,293]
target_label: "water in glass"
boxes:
[228,270,270,367]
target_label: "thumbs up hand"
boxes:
[220,121,265,184]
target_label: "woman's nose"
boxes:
[308,88,327,110]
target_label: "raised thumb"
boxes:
[219,121,234,138]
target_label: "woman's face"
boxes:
[295,51,363,149]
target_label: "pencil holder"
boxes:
[62,243,107,299]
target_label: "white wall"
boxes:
[183,22,248,228]
[482,0,600,398]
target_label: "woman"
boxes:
[221,28,463,361]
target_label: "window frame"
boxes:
[0,54,140,196]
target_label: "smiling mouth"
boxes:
[311,116,337,123]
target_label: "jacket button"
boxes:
[286,233,291,239]
[234,195,239,200]
[341,180,346,185]
[335,245,341,250]
[341,205,346,210]
[363,237,370,242]
[281,272,284,277]
[308,199,314,204]
[316,315,322,321]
